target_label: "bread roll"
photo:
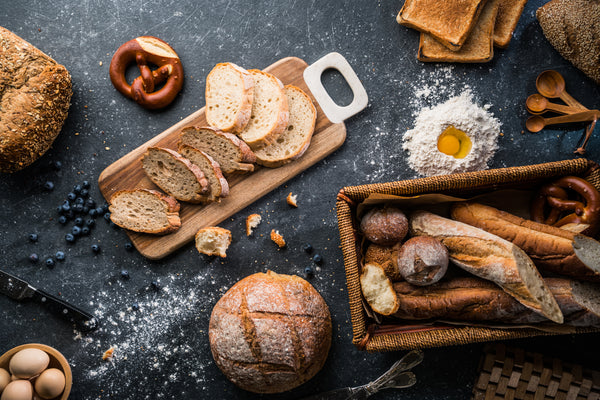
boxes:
[209,271,331,394]
[364,243,402,281]
[360,207,408,245]
[0,27,72,173]
[360,262,399,315]
[397,236,448,286]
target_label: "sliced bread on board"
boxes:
[205,63,254,133]
[179,126,256,174]
[418,0,499,63]
[109,189,181,234]
[238,69,289,150]
[254,85,317,168]
[493,0,528,48]
[141,147,209,203]
[195,226,232,258]
[178,144,229,203]
[409,210,564,323]
[397,0,489,51]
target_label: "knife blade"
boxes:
[0,269,99,332]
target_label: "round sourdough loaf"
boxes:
[209,270,331,394]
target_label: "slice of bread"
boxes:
[109,189,181,234]
[493,0,527,48]
[254,85,317,168]
[141,147,209,203]
[238,69,289,150]
[178,144,229,203]
[195,226,232,257]
[179,126,256,174]
[418,0,499,63]
[205,63,254,133]
[397,0,488,51]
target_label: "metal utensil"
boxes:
[536,70,589,111]
[526,94,582,115]
[300,349,424,400]
[0,269,98,332]
[525,110,600,133]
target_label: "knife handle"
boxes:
[31,289,99,332]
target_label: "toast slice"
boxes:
[494,0,528,48]
[179,126,256,174]
[205,63,254,134]
[238,69,289,150]
[195,226,232,258]
[141,147,209,203]
[397,0,489,51]
[254,85,317,168]
[109,189,181,235]
[418,0,500,63]
[178,144,229,203]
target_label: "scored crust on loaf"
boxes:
[397,0,488,51]
[109,189,181,235]
[0,27,72,173]
[179,126,256,174]
[238,69,289,150]
[205,63,254,134]
[360,262,400,316]
[418,0,500,63]
[178,144,229,203]
[141,147,209,204]
[254,85,316,167]
[195,226,232,258]
[493,0,528,48]
[246,213,262,236]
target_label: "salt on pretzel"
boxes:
[109,36,183,109]
[531,176,600,236]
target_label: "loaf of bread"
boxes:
[109,189,181,234]
[0,26,72,173]
[409,210,564,323]
[397,236,449,286]
[209,271,331,393]
[195,227,232,258]
[450,202,600,280]
[360,207,408,245]
[178,144,229,203]
[537,0,600,84]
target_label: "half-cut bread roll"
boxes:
[360,262,399,316]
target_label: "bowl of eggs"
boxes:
[0,344,72,400]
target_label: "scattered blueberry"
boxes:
[55,251,65,261]
[151,281,160,290]
[102,204,110,213]
[67,192,76,201]
[75,197,84,205]
[71,226,82,236]
[312,254,323,265]
[91,244,100,253]
[74,217,84,226]
[82,206,90,214]
[29,253,39,263]
[85,198,96,208]
[43,181,54,191]
[80,189,89,198]
[124,242,133,252]
[57,205,64,214]
[53,161,62,170]
[65,233,75,243]
[61,202,71,212]
[86,219,95,227]
[28,233,38,242]
[88,208,97,217]
[58,216,67,224]
[131,302,139,311]
[103,212,111,222]
[302,243,313,253]
[81,227,90,235]
[120,270,130,279]
[82,180,90,189]
[304,266,314,277]
[73,184,82,194]
[95,207,104,215]
[45,258,55,268]
[65,210,74,219]
[74,203,84,213]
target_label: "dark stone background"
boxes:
[1,1,599,399]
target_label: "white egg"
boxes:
[0,368,11,392]
[9,349,49,379]
[34,369,65,400]
[0,379,33,400]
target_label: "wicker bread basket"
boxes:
[336,159,600,352]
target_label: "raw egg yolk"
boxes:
[437,125,472,159]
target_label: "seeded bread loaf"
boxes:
[254,85,317,167]
[209,270,331,393]
[205,63,254,133]
[179,126,256,174]
[178,144,229,203]
[109,189,181,234]
[0,26,72,173]
[238,69,289,150]
[195,227,232,258]
[141,147,209,203]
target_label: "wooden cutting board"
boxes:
[98,56,346,259]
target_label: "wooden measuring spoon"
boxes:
[526,110,600,133]
[536,70,589,111]
[526,94,581,115]
[575,119,597,155]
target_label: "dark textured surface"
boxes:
[1,1,599,399]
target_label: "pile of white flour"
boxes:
[402,90,502,176]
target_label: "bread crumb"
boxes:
[270,229,286,248]
[246,214,262,236]
[286,192,298,207]
[102,346,114,361]
[195,227,232,258]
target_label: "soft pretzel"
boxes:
[109,36,183,109]
[531,176,600,236]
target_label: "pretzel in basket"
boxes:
[530,176,600,236]
[109,36,184,109]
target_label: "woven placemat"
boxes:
[473,344,600,400]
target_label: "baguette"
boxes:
[393,277,600,327]
[450,202,600,280]
[409,210,563,323]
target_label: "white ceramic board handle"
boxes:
[303,52,368,124]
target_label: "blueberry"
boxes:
[58,215,67,224]
[74,203,84,213]
[67,192,76,201]
[53,161,62,170]
[65,233,75,243]
[57,205,64,214]
[80,189,89,198]
[151,281,160,290]
[86,219,95,227]
[82,180,90,188]
[91,244,100,253]
[120,270,130,279]
[312,254,323,265]
[71,226,82,236]
[28,233,38,242]
[95,207,104,215]
[75,197,84,205]
[45,258,55,268]
[61,202,71,212]
[131,302,140,311]
[82,206,90,214]
[81,227,90,235]
[304,266,314,277]
[29,253,39,263]
[55,251,65,261]
[103,212,111,222]
[302,243,313,253]
[86,198,96,208]
[102,204,110,213]
[88,208,97,217]
[65,210,74,219]
[73,184,82,194]
[43,181,54,191]
[74,217,84,226]
[124,242,133,251]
